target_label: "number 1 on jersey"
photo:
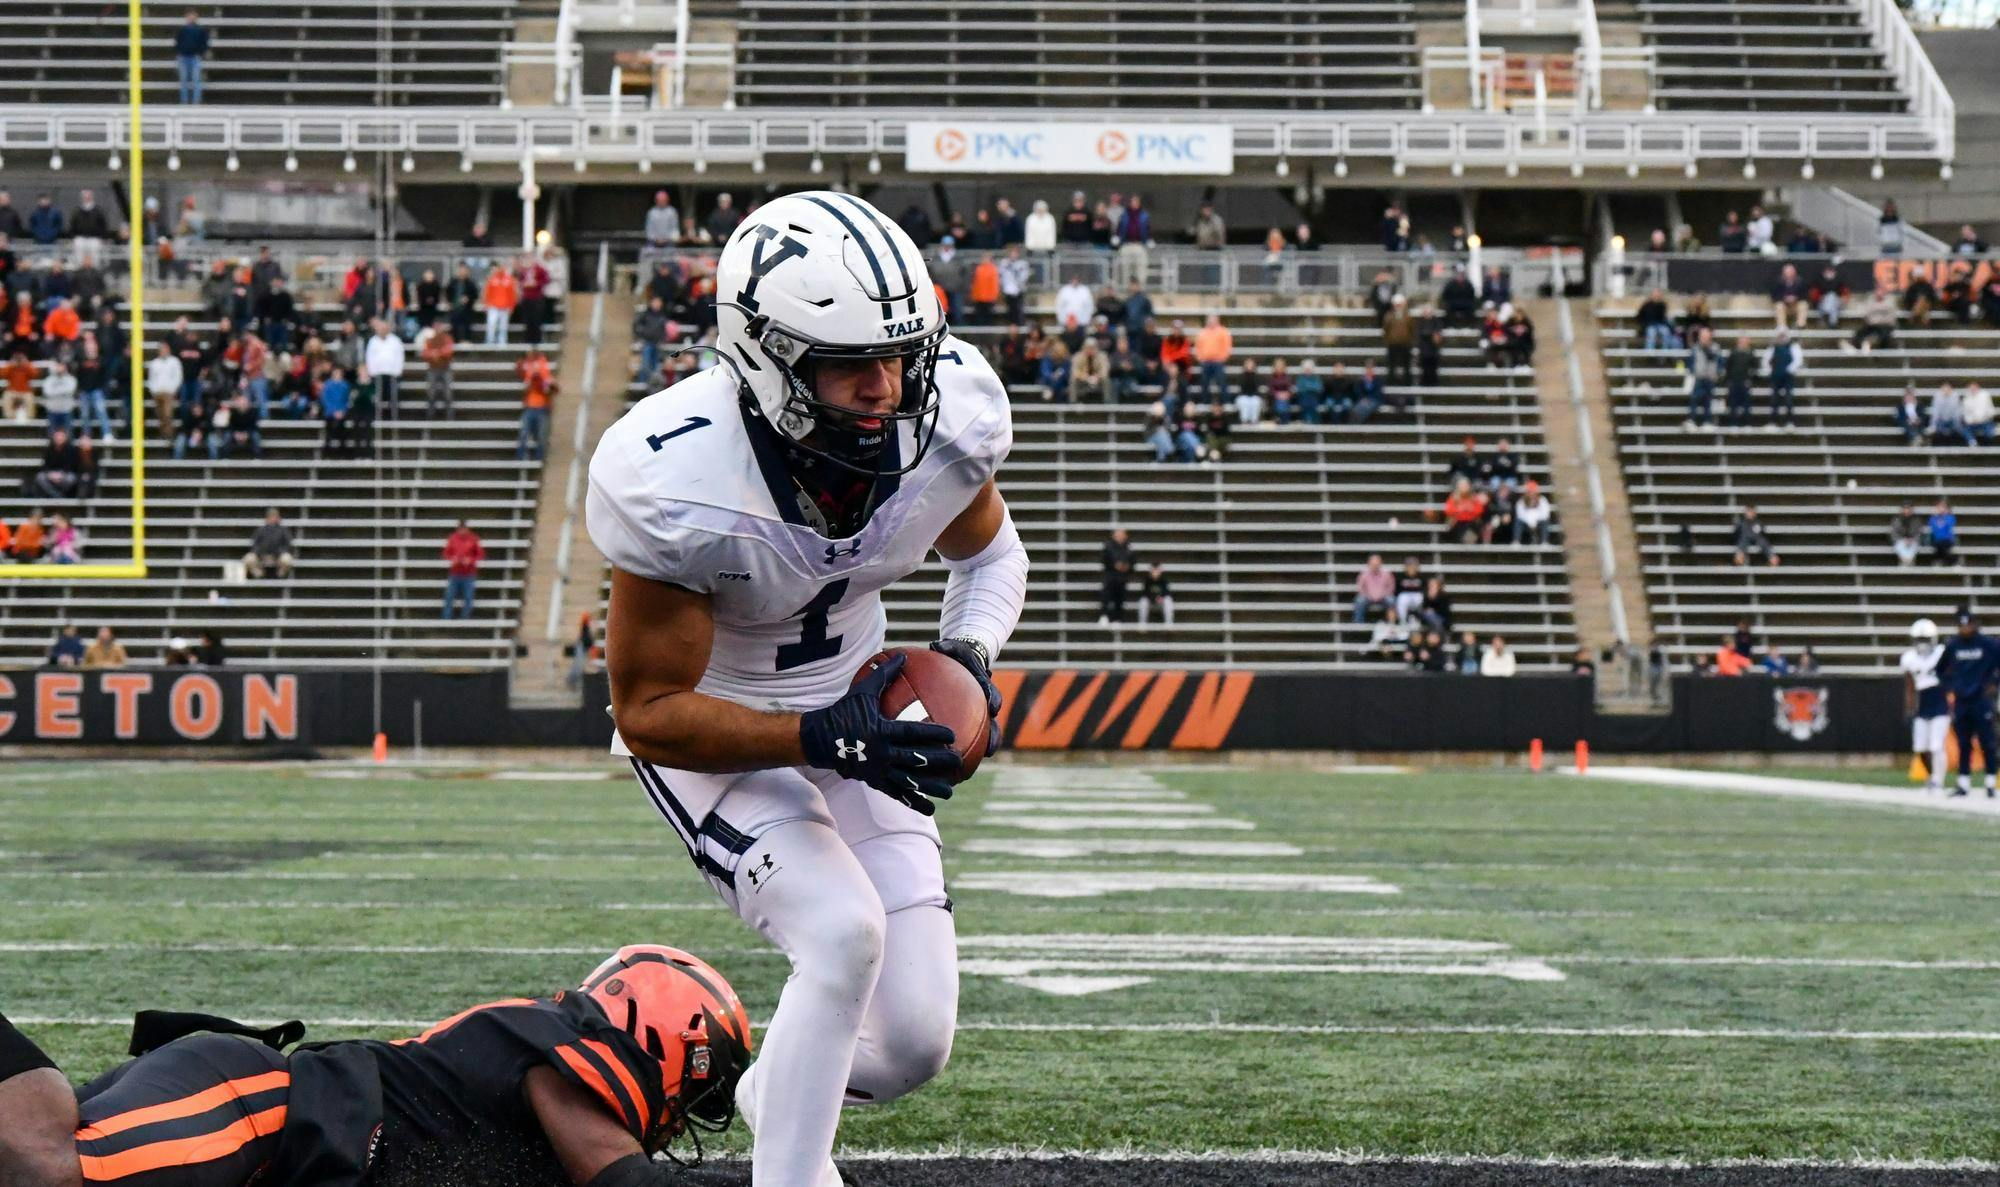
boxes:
[775,578,850,671]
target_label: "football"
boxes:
[852,646,992,782]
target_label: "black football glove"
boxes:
[799,653,961,815]
[930,637,1003,756]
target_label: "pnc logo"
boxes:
[934,128,968,162]
[1096,131,1130,164]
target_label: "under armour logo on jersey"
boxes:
[825,540,863,563]
[835,739,866,762]
[745,852,780,891]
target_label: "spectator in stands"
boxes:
[1022,200,1057,254]
[1443,479,1487,544]
[1352,362,1388,422]
[1381,295,1415,385]
[363,318,405,420]
[1730,505,1779,567]
[143,340,184,440]
[1112,195,1154,285]
[1877,199,1906,256]
[1810,265,1848,328]
[1929,382,1965,445]
[967,254,1001,325]
[1711,634,1754,676]
[1364,271,1398,324]
[1138,563,1173,627]
[515,346,555,461]
[1445,437,1483,491]
[319,367,353,457]
[1070,338,1109,404]
[441,264,477,342]
[1232,358,1264,426]
[72,339,110,443]
[46,625,83,666]
[644,190,680,249]
[997,244,1029,326]
[1928,498,1958,565]
[1479,304,1508,369]
[24,429,81,501]
[82,626,126,668]
[416,318,455,420]
[1266,358,1294,424]
[1097,528,1135,624]
[1964,381,1996,445]
[1761,329,1803,430]
[1745,205,1775,254]
[441,519,485,619]
[705,193,744,244]
[28,195,61,246]
[0,192,18,242]
[1380,205,1410,253]
[1484,481,1519,545]
[1953,223,1988,254]
[1389,556,1427,621]
[1684,327,1720,429]
[213,392,260,459]
[632,296,669,389]
[8,507,43,560]
[1368,607,1410,661]
[1473,635,1518,678]
[1037,340,1071,402]
[1943,264,1977,324]
[1486,438,1521,490]
[1503,306,1535,370]
[1637,288,1678,351]
[1786,225,1824,254]
[1720,336,1757,429]
[1718,211,1747,254]
[1053,274,1093,340]
[516,253,553,346]
[1419,577,1453,634]
[1352,554,1393,623]
[1189,201,1226,250]
[44,299,80,350]
[480,265,519,346]
[1903,274,1940,325]
[567,613,597,689]
[1674,223,1701,253]
[1106,329,1143,404]
[1515,480,1553,545]
[1890,502,1924,567]
[70,190,109,261]
[1293,360,1325,424]
[1407,629,1449,673]
[1453,631,1481,674]
[1769,265,1809,330]
[245,508,294,579]
[174,8,210,103]
[990,197,1024,247]
[1200,398,1231,463]
[1416,309,1444,388]
[1439,265,1478,327]
[1142,400,1178,463]
[1894,386,1925,444]
[40,359,76,436]
[254,278,297,353]
[1191,313,1233,405]
[1057,192,1091,246]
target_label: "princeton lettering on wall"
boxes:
[0,671,299,743]
[905,121,1235,175]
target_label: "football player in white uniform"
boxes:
[1901,617,1949,792]
[586,191,1028,1186]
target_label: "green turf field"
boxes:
[3,759,1996,1163]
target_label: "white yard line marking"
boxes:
[0,899,728,912]
[976,815,1256,832]
[980,788,1189,801]
[959,839,1304,859]
[828,1150,1998,1172]
[978,801,1215,815]
[1588,765,2000,819]
[953,872,1400,898]
[16,1015,2000,1044]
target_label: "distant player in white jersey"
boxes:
[586,191,1028,1186]
[1901,617,1950,792]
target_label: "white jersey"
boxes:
[588,334,1010,730]
[1900,646,1948,718]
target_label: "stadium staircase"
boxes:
[602,295,1579,670]
[0,297,558,670]
[1598,300,2000,672]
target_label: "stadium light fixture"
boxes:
[225,152,239,172]
[810,154,824,174]
[1626,161,1639,178]
[1800,161,1815,179]
[1941,162,1954,180]
[1742,161,1756,179]
[694,157,708,174]
[1570,161,1583,177]
[1392,159,1406,177]
[342,153,357,173]
[284,152,298,172]
[752,155,766,173]
[1275,157,1290,177]
[167,151,180,171]
[107,151,121,172]
[1333,158,1348,178]
[868,153,882,174]
[536,229,553,248]
[638,158,652,173]
[1871,161,1885,180]
[574,157,587,173]
[1505,161,1519,177]
[460,155,473,173]
[402,153,416,173]
[1449,161,1463,177]
[1684,160,1698,178]
[48,151,61,171]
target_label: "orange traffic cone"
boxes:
[1528,738,1544,773]
[372,732,389,763]
[1574,739,1589,775]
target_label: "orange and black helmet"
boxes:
[580,945,754,1147]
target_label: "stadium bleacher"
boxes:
[1633,0,1909,114]
[0,1,517,108]
[611,298,1578,670]
[731,0,1422,111]
[0,300,554,670]
[1600,300,1996,672]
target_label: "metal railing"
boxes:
[545,243,611,646]
[1857,0,1957,134]
[1554,289,1631,652]
[4,103,1953,169]
[1784,186,1952,257]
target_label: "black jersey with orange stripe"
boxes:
[281,992,672,1187]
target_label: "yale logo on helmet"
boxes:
[885,316,926,337]
[737,225,808,315]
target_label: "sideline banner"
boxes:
[905,121,1234,175]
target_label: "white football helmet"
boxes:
[1912,617,1939,652]
[713,190,947,476]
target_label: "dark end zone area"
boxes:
[677,1160,1998,1187]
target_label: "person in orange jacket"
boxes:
[482,265,520,345]
[968,255,1001,324]
[1192,313,1233,402]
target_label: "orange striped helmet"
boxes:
[580,944,754,1146]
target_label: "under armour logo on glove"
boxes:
[800,653,960,815]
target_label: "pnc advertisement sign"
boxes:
[906,121,1235,175]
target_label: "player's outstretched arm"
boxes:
[607,567,808,773]
[522,1065,663,1187]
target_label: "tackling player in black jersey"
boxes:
[0,945,750,1187]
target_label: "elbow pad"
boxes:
[939,507,1029,661]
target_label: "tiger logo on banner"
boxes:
[1772,686,1831,743]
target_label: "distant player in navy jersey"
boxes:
[1936,611,2000,797]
